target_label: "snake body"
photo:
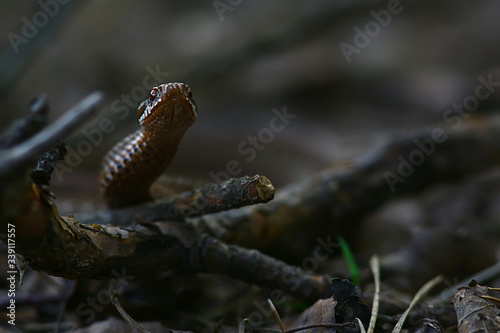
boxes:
[99,83,197,208]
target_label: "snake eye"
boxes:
[149,89,157,101]
[186,87,192,98]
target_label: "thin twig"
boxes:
[110,287,151,333]
[268,299,286,333]
[367,255,380,333]
[0,92,103,175]
[429,261,500,305]
[285,322,356,333]
[392,275,444,333]
[54,280,76,333]
[357,318,367,333]
[0,94,49,148]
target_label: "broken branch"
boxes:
[76,174,275,224]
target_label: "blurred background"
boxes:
[2,0,499,209]
[1,0,500,331]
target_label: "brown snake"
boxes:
[98,83,197,208]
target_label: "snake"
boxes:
[98,83,197,208]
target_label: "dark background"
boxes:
[2,1,499,211]
[1,1,500,330]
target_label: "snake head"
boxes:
[138,83,197,129]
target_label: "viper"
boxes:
[98,83,197,208]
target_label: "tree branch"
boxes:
[0,95,330,303]
[4,92,500,305]
[76,174,275,225]
[74,121,500,262]
[0,94,49,149]
[1,175,330,301]
[0,92,102,176]
[188,122,500,260]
